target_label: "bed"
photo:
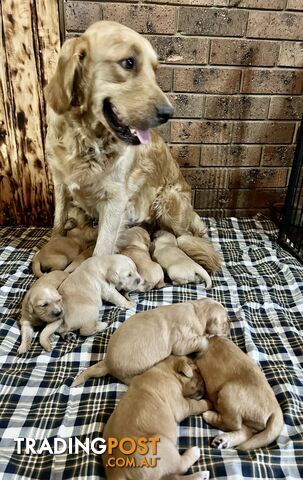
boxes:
[0,216,302,480]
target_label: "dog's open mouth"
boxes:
[103,98,151,146]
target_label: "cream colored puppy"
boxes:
[152,231,212,288]
[18,271,69,353]
[32,211,97,277]
[40,255,142,351]
[196,336,284,450]
[118,226,165,291]
[72,298,229,386]
[103,356,211,480]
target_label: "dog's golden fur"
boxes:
[45,20,220,272]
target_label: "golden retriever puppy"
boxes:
[18,271,68,354]
[45,20,220,273]
[152,231,212,288]
[103,356,211,480]
[32,208,97,277]
[72,298,229,386]
[39,255,142,351]
[196,336,284,450]
[118,226,165,291]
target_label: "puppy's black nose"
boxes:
[53,310,62,317]
[156,105,174,124]
[135,277,141,285]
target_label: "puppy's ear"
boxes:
[176,358,194,378]
[64,217,78,231]
[47,271,69,289]
[106,268,119,285]
[45,36,89,114]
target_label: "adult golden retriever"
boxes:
[45,21,220,272]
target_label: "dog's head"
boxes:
[194,298,230,337]
[45,21,173,146]
[167,356,205,398]
[24,286,64,324]
[106,254,143,291]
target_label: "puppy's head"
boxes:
[170,356,205,398]
[26,287,64,324]
[106,254,143,291]
[45,21,173,146]
[193,299,229,337]
[118,226,151,251]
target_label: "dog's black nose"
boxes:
[53,310,62,317]
[156,105,174,124]
[135,277,141,285]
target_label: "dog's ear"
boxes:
[176,358,194,378]
[45,36,89,114]
[64,217,78,231]
[21,291,33,320]
[106,268,119,285]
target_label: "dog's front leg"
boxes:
[94,191,127,256]
[52,183,69,236]
[102,285,134,309]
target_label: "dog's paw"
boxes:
[63,331,78,342]
[96,322,107,332]
[123,300,135,309]
[188,446,201,463]
[212,436,230,450]
[18,343,30,354]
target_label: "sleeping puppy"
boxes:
[39,255,142,351]
[103,356,211,480]
[118,226,165,291]
[72,297,229,386]
[18,271,69,353]
[32,208,97,277]
[196,336,284,450]
[152,230,212,288]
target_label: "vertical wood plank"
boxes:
[0,0,60,226]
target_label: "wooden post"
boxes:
[0,0,60,226]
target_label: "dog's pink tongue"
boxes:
[135,129,150,145]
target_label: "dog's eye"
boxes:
[120,57,136,70]
[128,273,132,277]
[41,303,48,308]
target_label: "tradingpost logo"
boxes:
[14,436,160,468]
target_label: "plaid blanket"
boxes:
[0,217,302,480]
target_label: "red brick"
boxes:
[170,120,231,143]
[232,122,295,144]
[278,42,303,67]
[174,67,241,93]
[145,0,229,4]
[229,168,288,188]
[200,145,261,166]
[147,36,208,65]
[262,145,295,166]
[205,95,269,119]
[195,188,286,209]
[169,145,201,167]
[102,4,177,34]
[242,70,303,95]
[210,39,279,66]
[178,7,248,37]
[269,96,303,119]
[168,94,203,118]
[247,11,303,41]
[157,66,173,92]
[229,0,286,8]
[65,2,102,32]
[182,167,229,188]
[287,0,303,10]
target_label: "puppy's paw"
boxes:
[188,446,201,463]
[62,331,78,342]
[202,411,215,423]
[212,436,230,450]
[18,343,30,354]
[96,322,107,332]
[123,300,135,309]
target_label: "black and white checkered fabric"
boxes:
[0,217,302,479]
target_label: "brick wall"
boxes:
[63,0,303,218]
